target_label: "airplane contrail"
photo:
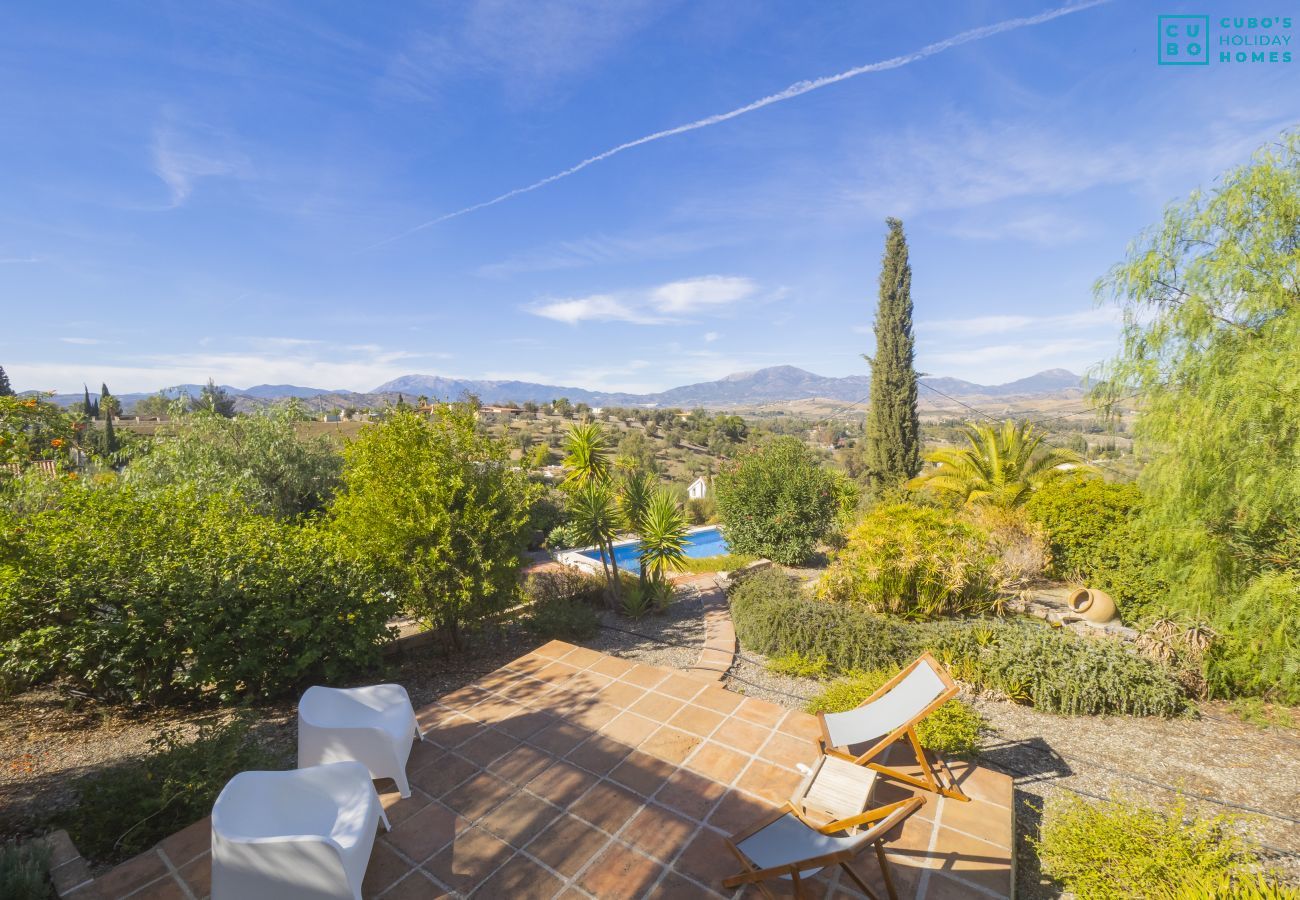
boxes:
[367,0,1109,250]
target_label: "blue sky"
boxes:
[3,1,1297,395]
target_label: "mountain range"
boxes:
[40,366,1085,412]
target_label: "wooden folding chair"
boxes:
[813,652,969,802]
[722,795,924,899]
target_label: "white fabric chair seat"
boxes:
[298,684,424,798]
[736,812,860,880]
[211,762,390,900]
[821,662,946,749]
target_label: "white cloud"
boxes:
[152,124,250,208]
[918,308,1120,337]
[531,294,663,325]
[704,331,719,342]
[59,337,106,345]
[477,229,735,278]
[943,211,1091,246]
[9,341,449,395]
[529,275,759,325]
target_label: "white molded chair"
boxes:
[298,684,424,798]
[211,762,390,900]
[815,652,969,801]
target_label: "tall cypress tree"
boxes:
[863,217,921,488]
[83,384,92,414]
[0,365,13,396]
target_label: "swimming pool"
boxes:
[574,525,729,572]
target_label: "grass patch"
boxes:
[0,841,52,900]
[673,553,756,574]
[806,671,984,755]
[1035,792,1294,899]
[1228,697,1298,731]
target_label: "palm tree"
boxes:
[562,423,611,487]
[618,470,654,531]
[908,420,1091,508]
[637,489,689,605]
[567,479,623,601]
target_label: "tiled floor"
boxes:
[75,641,1014,899]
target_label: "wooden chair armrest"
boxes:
[815,798,917,835]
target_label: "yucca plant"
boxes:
[637,489,689,605]
[909,419,1091,509]
[562,422,612,488]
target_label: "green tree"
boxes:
[553,397,573,418]
[715,437,843,565]
[615,429,659,474]
[0,366,11,397]
[329,407,533,647]
[908,420,1090,509]
[1093,132,1300,700]
[863,217,921,489]
[128,404,342,518]
[0,395,77,468]
[197,379,237,417]
[562,422,612,487]
[132,392,174,418]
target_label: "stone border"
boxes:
[686,580,735,681]
[34,830,93,898]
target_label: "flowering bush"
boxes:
[0,394,76,468]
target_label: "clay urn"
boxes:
[1067,587,1117,624]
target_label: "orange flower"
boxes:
[51,438,64,448]
[65,473,77,480]
[23,398,37,408]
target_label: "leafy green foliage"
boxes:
[731,569,1185,716]
[715,437,843,565]
[1093,132,1300,700]
[909,420,1090,508]
[0,840,51,900]
[129,405,342,518]
[637,489,689,581]
[331,407,533,647]
[522,570,603,640]
[60,715,273,864]
[806,671,983,755]
[863,217,921,489]
[766,650,831,679]
[0,395,77,469]
[1024,476,1172,623]
[817,504,1003,618]
[1035,792,1283,899]
[1206,571,1300,704]
[0,483,396,702]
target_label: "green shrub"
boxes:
[60,715,274,864]
[0,841,51,900]
[128,406,342,519]
[522,568,602,640]
[1024,475,1141,578]
[0,483,396,703]
[715,437,843,565]
[766,651,830,679]
[1207,571,1300,704]
[1024,476,1171,621]
[817,504,1002,618]
[1035,792,1287,899]
[731,569,1185,716]
[806,670,984,755]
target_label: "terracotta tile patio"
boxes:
[72,641,1014,899]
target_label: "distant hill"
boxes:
[33,366,1084,412]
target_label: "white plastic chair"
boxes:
[298,684,425,798]
[211,761,390,900]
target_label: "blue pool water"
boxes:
[577,526,729,572]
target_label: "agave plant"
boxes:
[908,420,1091,509]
